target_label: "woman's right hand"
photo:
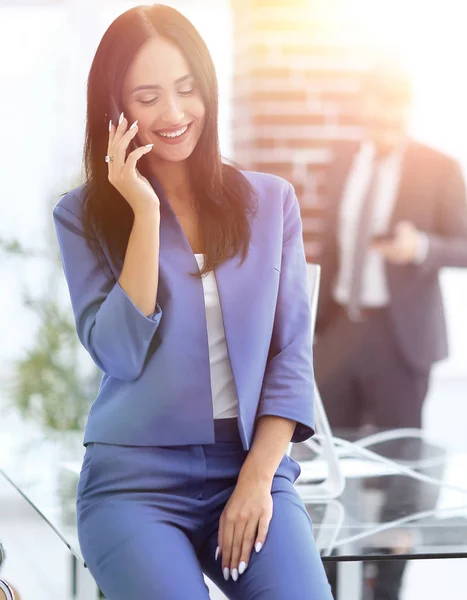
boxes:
[107,114,160,216]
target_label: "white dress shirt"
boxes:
[333,142,405,308]
[195,253,238,419]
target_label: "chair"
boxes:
[288,263,346,500]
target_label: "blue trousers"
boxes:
[77,418,333,599]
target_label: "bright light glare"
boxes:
[321,0,467,163]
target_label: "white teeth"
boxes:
[157,125,188,138]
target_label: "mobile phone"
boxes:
[372,233,394,244]
[109,94,139,153]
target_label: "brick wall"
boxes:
[231,0,370,261]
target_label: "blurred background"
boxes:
[0,0,466,599]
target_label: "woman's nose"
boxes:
[160,96,185,125]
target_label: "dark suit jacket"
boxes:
[317,139,467,372]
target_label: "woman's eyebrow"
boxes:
[131,74,193,94]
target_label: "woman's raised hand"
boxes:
[107,113,160,216]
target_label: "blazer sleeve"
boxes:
[53,200,162,381]
[421,157,467,271]
[256,183,315,443]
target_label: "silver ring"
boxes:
[105,155,114,163]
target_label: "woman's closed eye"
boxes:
[139,97,160,106]
[138,88,193,106]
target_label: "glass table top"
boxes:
[1,429,467,563]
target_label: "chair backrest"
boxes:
[289,263,345,500]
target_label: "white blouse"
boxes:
[194,254,238,419]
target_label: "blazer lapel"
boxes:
[150,175,201,273]
[386,141,426,289]
[214,253,252,409]
[215,240,272,410]
[150,175,213,405]
[389,140,421,229]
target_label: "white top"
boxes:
[333,142,404,307]
[194,254,238,419]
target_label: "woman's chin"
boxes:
[150,145,196,164]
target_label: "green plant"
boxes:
[2,181,100,432]
[0,237,36,258]
[9,295,100,431]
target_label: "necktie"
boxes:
[347,159,380,320]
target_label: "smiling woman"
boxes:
[52,3,332,600]
[82,3,254,277]
[122,38,205,160]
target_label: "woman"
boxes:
[53,4,332,599]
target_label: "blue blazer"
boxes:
[53,171,315,450]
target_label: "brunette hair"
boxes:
[82,3,255,275]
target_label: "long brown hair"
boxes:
[82,4,255,276]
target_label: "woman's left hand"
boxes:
[216,470,273,581]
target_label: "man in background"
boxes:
[315,64,467,599]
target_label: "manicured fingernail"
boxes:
[129,120,138,130]
[255,542,262,553]
[215,546,219,561]
[239,561,247,575]
[119,112,124,125]
[231,568,238,581]
[145,144,154,149]
[109,119,112,132]
[223,567,229,581]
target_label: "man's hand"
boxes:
[372,221,426,264]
